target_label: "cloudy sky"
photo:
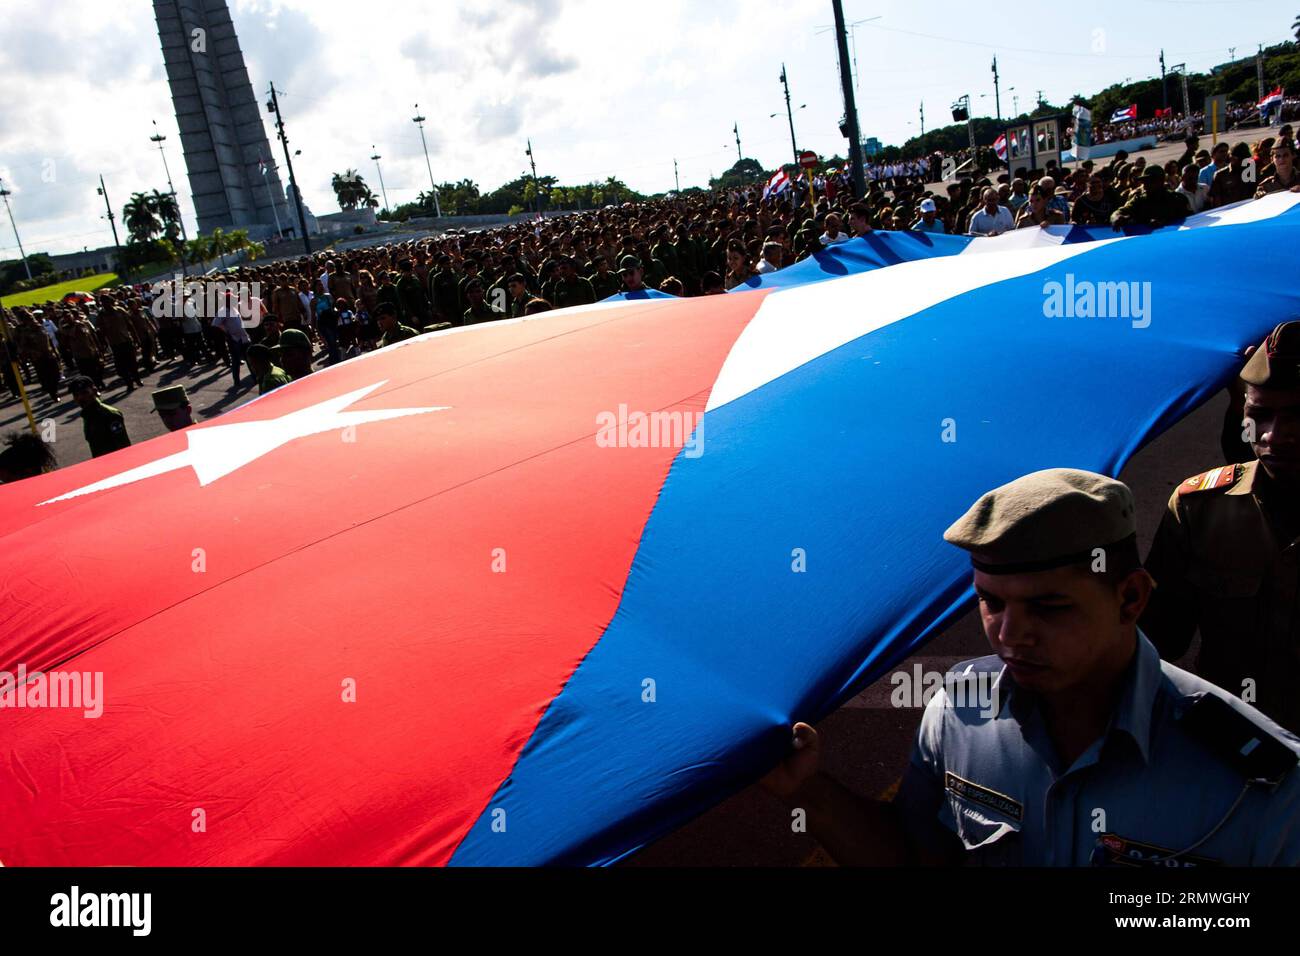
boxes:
[0,0,1290,256]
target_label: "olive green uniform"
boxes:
[1110,188,1191,229]
[258,364,293,395]
[380,324,420,348]
[81,400,131,458]
[1142,461,1300,733]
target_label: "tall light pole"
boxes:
[992,55,1002,121]
[97,175,125,278]
[150,119,190,272]
[370,146,390,215]
[780,64,801,167]
[413,105,442,218]
[733,123,743,162]
[674,158,681,193]
[832,0,866,197]
[1160,49,1167,112]
[920,100,925,137]
[266,84,312,255]
[526,139,541,214]
[0,180,32,280]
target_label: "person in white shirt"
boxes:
[211,292,252,389]
[1176,165,1211,213]
[968,188,1015,237]
[755,242,784,274]
[820,213,851,245]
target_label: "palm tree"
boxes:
[123,192,161,243]
[1294,13,1299,40]
[332,169,373,210]
[150,190,182,241]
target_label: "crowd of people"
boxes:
[1090,100,1298,146]
[1,125,1296,477]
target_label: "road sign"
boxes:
[799,150,819,170]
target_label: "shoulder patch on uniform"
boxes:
[1177,464,1241,497]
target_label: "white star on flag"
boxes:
[42,381,448,506]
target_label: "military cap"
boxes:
[65,375,95,393]
[151,385,189,412]
[944,469,1137,574]
[246,343,272,361]
[618,255,642,272]
[1241,320,1300,389]
[279,328,311,352]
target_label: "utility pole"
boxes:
[1158,50,1167,112]
[266,84,312,255]
[919,100,925,137]
[370,147,390,215]
[991,56,1001,121]
[149,119,190,274]
[674,158,681,194]
[412,105,442,218]
[1257,45,1266,102]
[0,180,31,280]
[780,64,800,166]
[832,0,866,198]
[733,123,743,162]
[1035,89,1044,110]
[97,175,125,278]
[526,139,540,214]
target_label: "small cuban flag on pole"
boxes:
[763,168,792,200]
[993,133,1008,162]
[1259,86,1284,119]
[1109,104,1137,123]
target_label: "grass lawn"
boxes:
[1,272,120,308]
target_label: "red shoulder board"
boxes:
[1178,465,1242,496]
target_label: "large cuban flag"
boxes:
[1,193,1298,866]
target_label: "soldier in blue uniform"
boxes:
[764,469,1300,865]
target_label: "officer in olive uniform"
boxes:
[98,304,144,389]
[618,256,647,294]
[277,328,314,380]
[462,279,506,325]
[68,375,130,458]
[548,258,596,310]
[244,344,293,396]
[12,313,61,402]
[152,384,194,432]
[588,255,621,301]
[374,302,419,347]
[63,316,106,389]
[1143,321,1300,733]
[1111,165,1191,230]
[764,469,1300,865]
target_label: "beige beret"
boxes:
[1241,321,1300,389]
[944,469,1137,574]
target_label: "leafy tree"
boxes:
[123,192,161,243]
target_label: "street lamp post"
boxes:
[831,0,867,197]
[150,119,190,273]
[413,106,442,218]
[780,64,801,167]
[370,147,391,215]
[97,175,125,278]
[265,84,312,255]
[0,180,32,280]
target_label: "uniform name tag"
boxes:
[944,771,1023,822]
[1094,833,1221,868]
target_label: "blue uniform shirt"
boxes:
[897,634,1300,865]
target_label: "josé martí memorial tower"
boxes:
[153,0,299,240]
